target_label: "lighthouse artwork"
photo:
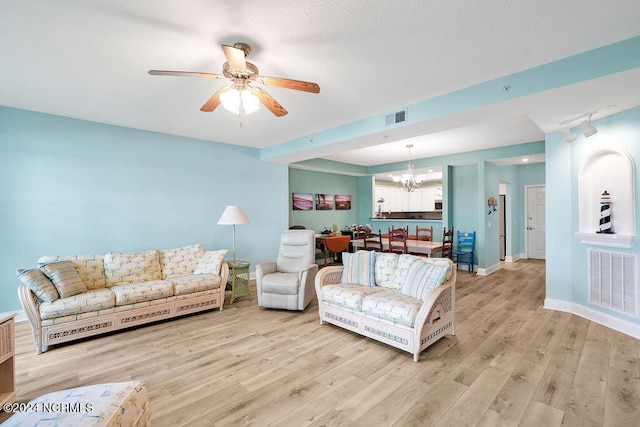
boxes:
[597,190,613,233]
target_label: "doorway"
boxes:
[525,185,546,259]
[499,194,506,261]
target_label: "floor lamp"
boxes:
[217,205,249,262]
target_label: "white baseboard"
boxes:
[0,309,27,323]
[544,298,640,339]
[504,253,522,262]
[476,263,501,276]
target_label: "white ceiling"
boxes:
[1,1,640,170]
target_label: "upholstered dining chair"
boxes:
[441,227,454,259]
[256,230,318,311]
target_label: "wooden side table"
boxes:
[0,313,16,409]
[227,260,251,304]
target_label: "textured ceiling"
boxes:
[1,1,640,168]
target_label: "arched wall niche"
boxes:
[576,147,635,247]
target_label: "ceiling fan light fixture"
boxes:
[220,87,260,115]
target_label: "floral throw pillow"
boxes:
[193,249,229,276]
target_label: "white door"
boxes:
[526,186,546,259]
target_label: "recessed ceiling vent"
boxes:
[385,109,407,126]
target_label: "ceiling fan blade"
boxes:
[252,87,288,117]
[221,45,247,72]
[200,86,231,112]
[259,76,320,94]
[148,70,224,79]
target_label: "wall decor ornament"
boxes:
[487,197,498,215]
[598,190,613,233]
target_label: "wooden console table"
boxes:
[0,313,16,408]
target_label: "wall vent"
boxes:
[385,109,407,126]
[588,249,638,318]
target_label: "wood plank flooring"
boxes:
[2,259,639,426]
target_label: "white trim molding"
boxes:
[477,263,501,276]
[544,298,640,339]
[504,253,523,263]
[575,232,635,248]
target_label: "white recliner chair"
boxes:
[256,230,319,310]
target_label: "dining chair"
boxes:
[415,226,433,241]
[407,225,433,256]
[441,227,454,259]
[363,230,384,252]
[353,228,369,252]
[453,231,476,273]
[388,227,408,254]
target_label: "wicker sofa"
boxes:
[315,251,456,362]
[17,244,229,354]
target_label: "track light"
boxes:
[581,115,598,137]
[558,105,612,142]
[561,127,578,143]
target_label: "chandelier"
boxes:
[391,144,426,192]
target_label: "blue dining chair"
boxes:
[453,231,475,273]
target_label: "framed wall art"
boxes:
[335,194,351,210]
[292,192,313,211]
[315,194,334,210]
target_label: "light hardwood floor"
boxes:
[2,259,639,426]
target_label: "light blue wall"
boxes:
[546,106,640,325]
[452,164,479,263]
[288,168,359,233]
[0,106,288,313]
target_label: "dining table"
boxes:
[316,235,352,266]
[351,238,444,257]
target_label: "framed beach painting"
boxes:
[292,192,313,211]
[335,194,351,210]
[315,194,334,210]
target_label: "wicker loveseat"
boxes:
[17,244,228,354]
[315,251,456,362]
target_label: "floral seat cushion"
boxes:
[39,288,115,320]
[321,284,387,312]
[362,290,423,327]
[171,274,221,296]
[2,380,149,427]
[110,280,174,306]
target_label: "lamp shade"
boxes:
[217,206,249,225]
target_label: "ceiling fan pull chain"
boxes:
[239,92,244,127]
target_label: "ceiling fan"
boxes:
[148,42,320,118]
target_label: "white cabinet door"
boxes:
[422,187,436,211]
[408,189,422,211]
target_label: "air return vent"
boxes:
[385,109,407,126]
[588,249,637,318]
